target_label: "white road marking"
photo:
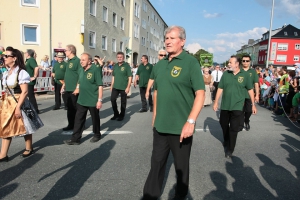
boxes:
[61,130,133,135]
[195,128,245,132]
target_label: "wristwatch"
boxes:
[98,98,102,102]
[187,119,196,124]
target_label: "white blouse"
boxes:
[2,66,30,87]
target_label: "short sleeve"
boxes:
[127,65,132,77]
[218,73,225,89]
[18,69,30,84]
[245,74,253,90]
[190,60,205,91]
[253,71,259,83]
[95,67,103,86]
[149,68,155,80]
[32,59,38,68]
[136,66,140,75]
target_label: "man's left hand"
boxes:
[252,105,257,114]
[125,87,129,94]
[73,88,79,95]
[255,95,259,103]
[96,102,102,109]
[180,122,194,143]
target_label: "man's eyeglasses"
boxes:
[242,60,250,63]
[159,54,166,57]
[4,55,14,58]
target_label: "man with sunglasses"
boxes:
[145,49,167,99]
[241,55,259,131]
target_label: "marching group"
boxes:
[1,25,298,200]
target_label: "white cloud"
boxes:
[187,27,268,63]
[185,43,202,54]
[203,10,223,18]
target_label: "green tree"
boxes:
[191,49,210,63]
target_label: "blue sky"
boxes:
[150,0,300,63]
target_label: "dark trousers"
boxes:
[71,103,101,142]
[64,91,78,128]
[140,87,153,110]
[54,82,63,108]
[28,84,39,112]
[143,128,193,200]
[212,82,219,100]
[244,98,252,124]
[219,110,244,153]
[111,88,127,117]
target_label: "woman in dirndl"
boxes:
[0,47,33,162]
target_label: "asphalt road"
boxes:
[1,88,300,200]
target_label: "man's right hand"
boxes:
[145,91,149,99]
[213,102,218,111]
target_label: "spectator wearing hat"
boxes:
[50,54,58,68]
[294,63,300,77]
[52,52,67,110]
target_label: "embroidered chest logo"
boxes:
[249,73,252,77]
[87,73,93,79]
[121,67,125,71]
[60,65,64,69]
[238,76,244,83]
[146,66,150,70]
[171,66,182,77]
[69,63,73,68]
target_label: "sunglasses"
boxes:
[242,60,250,63]
[159,54,166,57]
[4,55,14,58]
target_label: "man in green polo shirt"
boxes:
[213,55,257,159]
[110,52,132,121]
[134,55,153,112]
[241,55,259,131]
[64,53,103,145]
[61,44,82,131]
[24,49,39,113]
[52,52,67,110]
[142,26,205,200]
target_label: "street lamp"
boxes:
[266,0,275,69]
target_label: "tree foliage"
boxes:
[191,49,210,63]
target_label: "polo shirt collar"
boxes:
[165,50,186,61]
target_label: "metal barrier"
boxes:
[34,70,112,93]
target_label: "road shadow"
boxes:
[0,154,44,199]
[270,114,300,137]
[225,156,275,200]
[203,171,234,200]
[257,153,300,199]
[39,140,116,200]
[203,117,223,145]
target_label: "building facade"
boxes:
[0,0,167,65]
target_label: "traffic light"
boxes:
[125,47,132,59]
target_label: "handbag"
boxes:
[6,73,44,130]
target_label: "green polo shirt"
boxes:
[218,70,253,111]
[95,63,104,78]
[242,68,258,99]
[64,56,81,91]
[152,51,205,135]
[77,65,103,107]
[136,63,153,87]
[53,61,67,85]
[292,93,300,107]
[25,57,38,85]
[112,62,132,90]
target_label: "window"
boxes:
[22,24,39,44]
[90,0,96,16]
[113,13,117,27]
[276,55,287,62]
[103,6,108,22]
[121,0,125,6]
[277,43,288,51]
[120,17,124,30]
[295,32,298,36]
[142,19,146,29]
[120,41,124,52]
[294,55,299,61]
[102,35,107,50]
[21,0,39,7]
[134,2,140,18]
[112,39,116,52]
[284,32,288,36]
[141,37,146,46]
[143,1,148,12]
[295,44,300,50]
[134,23,139,38]
[89,31,96,48]
[147,32,149,41]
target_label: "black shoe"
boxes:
[62,126,73,131]
[0,156,9,162]
[90,136,101,143]
[53,107,60,110]
[171,194,187,200]
[245,123,250,131]
[225,151,232,159]
[21,149,34,158]
[110,115,119,120]
[64,139,80,145]
[37,110,41,114]
[138,108,147,113]
[127,96,131,98]
[149,107,153,112]
[117,117,124,121]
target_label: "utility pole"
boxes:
[266,0,275,69]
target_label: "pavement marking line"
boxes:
[61,130,133,135]
[195,128,245,132]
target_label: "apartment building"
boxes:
[0,0,167,65]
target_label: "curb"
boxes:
[35,87,111,101]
